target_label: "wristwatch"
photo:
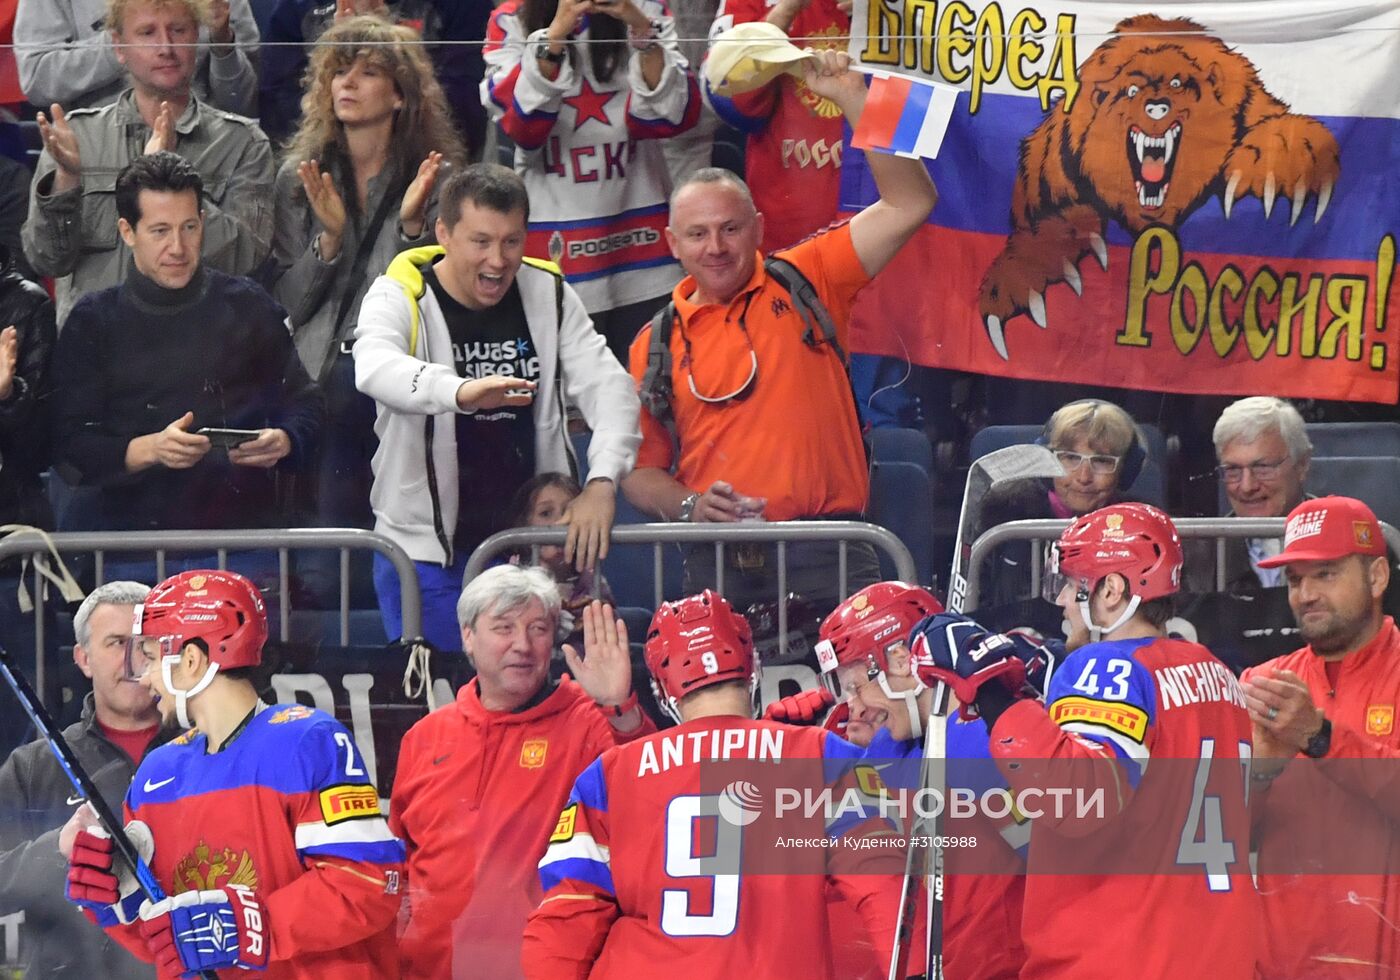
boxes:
[1302,717,1332,758]
[534,41,567,65]
[677,492,700,522]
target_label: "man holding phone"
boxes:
[52,153,323,534]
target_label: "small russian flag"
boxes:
[852,72,960,160]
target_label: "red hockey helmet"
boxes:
[1049,502,1183,602]
[134,569,269,670]
[815,581,943,683]
[644,591,754,721]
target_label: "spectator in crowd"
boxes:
[704,0,849,253]
[0,581,156,980]
[0,241,57,753]
[977,398,1149,607]
[0,156,38,281]
[482,0,700,360]
[15,0,260,116]
[1242,495,1400,978]
[509,471,615,644]
[390,565,652,978]
[261,0,491,154]
[23,0,274,324]
[50,153,322,535]
[271,15,463,546]
[621,49,937,614]
[1189,396,1312,591]
[354,163,638,652]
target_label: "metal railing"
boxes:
[964,517,1400,611]
[466,520,917,651]
[0,528,422,696]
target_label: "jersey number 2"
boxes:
[333,731,365,777]
[661,796,740,937]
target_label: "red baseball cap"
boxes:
[1257,496,1387,568]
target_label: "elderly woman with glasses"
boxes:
[977,399,1149,606]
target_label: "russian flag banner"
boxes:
[852,72,960,160]
[841,1,1400,404]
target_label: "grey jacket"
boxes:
[14,0,260,115]
[269,158,435,380]
[0,694,153,979]
[23,91,274,324]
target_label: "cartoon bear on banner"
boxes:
[979,14,1340,359]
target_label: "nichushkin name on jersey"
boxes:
[1155,660,1247,711]
[638,728,786,777]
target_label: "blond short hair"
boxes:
[1045,399,1138,457]
[108,0,209,35]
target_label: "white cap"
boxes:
[705,22,814,97]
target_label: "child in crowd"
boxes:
[511,473,615,644]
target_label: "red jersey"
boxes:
[990,636,1259,979]
[521,716,905,978]
[110,704,404,979]
[705,0,850,251]
[390,678,654,979]
[1244,618,1400,979]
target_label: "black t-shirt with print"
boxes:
[423,261,539,557]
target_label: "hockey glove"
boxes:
[763,687,836,725]
[908,613,1031,723]
[139,885,270,975]
[822,700,850,737]
[65,822,154,927]
[1007,627,1064,698]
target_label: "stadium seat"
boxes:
[968,422,1169,508]
[867,426,934,474]
[868,460,934,585]
[1306,456,1400,532]
[1304,422,1400,460]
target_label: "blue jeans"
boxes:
[373,552,467,653]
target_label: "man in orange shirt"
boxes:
[1243,495,1400,978]
[622,49,936,611]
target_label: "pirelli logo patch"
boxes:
[1050,696,1149,743]
[550,803,579,844]
[319,785,381,825]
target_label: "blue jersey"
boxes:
[118,703,405,978]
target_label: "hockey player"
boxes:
[913,503,1259,978]
[521,590,907,978]
[62,569,405,978]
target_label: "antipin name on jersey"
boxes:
[637,727,786,777]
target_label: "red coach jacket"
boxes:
[1245,618,1400,979]
[390,677,654,979]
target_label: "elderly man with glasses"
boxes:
[1206,396,1313,591]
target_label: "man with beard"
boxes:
[1243,496,1400,978]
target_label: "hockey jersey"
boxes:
[704,0,850,252]
[857,714,1027,980]
[110,704,404,979]
[521,716,906,978]
[989,636,1259,979]
[483,1,699,314]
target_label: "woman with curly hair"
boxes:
[483,0,700,360]
[270,15,465,560]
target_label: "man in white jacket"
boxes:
[354,163,640,652]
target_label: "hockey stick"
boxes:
[0,647,219,980]
[889,443,1063,979]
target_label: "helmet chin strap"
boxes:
[876,672,926,742]
[1076,583,1141,644]
[161,655,221,730]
